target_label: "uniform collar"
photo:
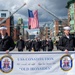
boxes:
[0,34,8,39]
[64,34,72,39]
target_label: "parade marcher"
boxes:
[37,38,41,51]
[25,39,32,51]
[47,38,54,51]
[41,38,47,51]
[16,35,25,51]
[25,39,29,51]
[55,40,59,50]
[0,26,15,53]
[55,37,60,50]
[58,26,75,52]
[27,39,32,51]
[32,38,41,51]
[46,38,49,51]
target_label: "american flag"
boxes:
[28,9,39,29]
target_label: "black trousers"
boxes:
[18,49,23,51]
[42,47,46,51]
[48,49,52,51]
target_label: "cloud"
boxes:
[0,0,68,23]
[0,0,68,35]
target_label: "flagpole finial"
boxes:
[38,4,40,6]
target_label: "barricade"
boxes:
[0,51,75,75]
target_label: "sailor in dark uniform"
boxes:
[58,26,75,52]
[16,35,25,51]
[0,26,15,53]
[32,38,41,51]
[47,38,54,51]
[41,38,47,51]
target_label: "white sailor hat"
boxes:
[63,26,71,30]
[0,26,7,30]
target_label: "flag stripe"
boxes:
[28,9,39,29]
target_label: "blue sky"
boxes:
[0,0,68,35]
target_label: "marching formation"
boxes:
[16,36,54,52]
[0,25,75,53]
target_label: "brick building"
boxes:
[40,23,51,39]
[13,28,20,41]
[0,10,14,37]
[52,19,68,40]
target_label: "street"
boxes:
[14,45,58,51]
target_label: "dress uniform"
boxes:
[32,39,41,51]
[58,26,75,51]
[41,39,47,51]
[47,38,54,51]
[16,36,25,51]
[0,26,15,53]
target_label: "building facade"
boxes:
[50,19,68,40]
[39,27,44,39]
[66,0,75,34]
[43,23,51,39]
[13,27,20,41]
[0,10,14,36]
[39,19,68,40]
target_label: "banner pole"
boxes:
[38,4,67,25]
[0,3,26,24]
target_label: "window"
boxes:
[70,24,74,30]
[1,13,6,17]
[59,27,62,30]
[70,13,74,20]
[48,29,50,32]
[48,33,50,35]
[58,32,62,36]
[70,3,74,9]
[48,27,50,29]
[59,21,62,25]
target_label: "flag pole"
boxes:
[38,4,68,25]
[0,3,26,24]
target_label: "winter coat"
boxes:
[48,40,53,50]
[58,35,75,51]
[16,39,25,50]
[0,34,15,51]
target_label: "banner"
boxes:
[0,51,75,75]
